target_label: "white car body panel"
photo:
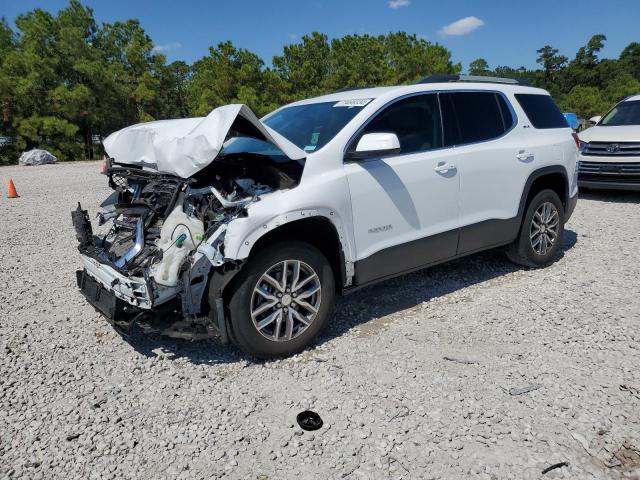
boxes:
[580,125,640,144]
[344,147,460,261]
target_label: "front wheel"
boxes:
[506,189,565,268]
[226,241,335,359]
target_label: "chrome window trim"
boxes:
[342,89,519,162]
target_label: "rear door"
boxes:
[344,93,460,284]
[439,91,528,253]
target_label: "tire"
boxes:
[226,241,335,359]
[506,189,565,268]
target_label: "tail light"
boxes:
[571,132,580,149]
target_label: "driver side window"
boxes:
[359,94,443,155]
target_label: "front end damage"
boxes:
[72,104,306,341]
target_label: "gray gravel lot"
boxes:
[1,161,639,480]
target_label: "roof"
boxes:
[623,94,640,102]
[287,82,548,107]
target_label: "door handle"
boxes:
[434,163,456,174]
[516,151,534,161]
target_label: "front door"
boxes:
[344,93,460,285]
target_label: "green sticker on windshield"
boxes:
[310,132,320,145]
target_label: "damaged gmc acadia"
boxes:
[73,76,578,358]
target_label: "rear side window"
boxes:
[440,92,514,146]
[359,93,443,154]
[515,94,568,129]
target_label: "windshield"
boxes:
[262,100,370,152]
[221,137,289,160]
[601,100,640,126]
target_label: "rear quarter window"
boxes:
[515,94,568,129]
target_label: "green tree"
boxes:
[560,34,608,92]
[468,58,490,76]
[384,32,460,83]
[326,34,390,90]
[574,34,606,67]
[493,65,539,85]
[0,18,16,130]
[95,18,165,127]
[536,45,567,94]
[604,73,640,104]
[272,32,331,101]
[560,86,608,119]
[156,61,191,119]
[188,41,270,116]
[620,42,640,80]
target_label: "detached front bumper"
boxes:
[76,246,236,342]
[78,254,177,310]
[76,256,224,340]
[76,255,180,335]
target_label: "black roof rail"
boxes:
[416,74,530,86]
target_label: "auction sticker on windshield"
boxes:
[334,98,373,108]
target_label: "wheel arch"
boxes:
[227,212,352,292]
[517,166,570,222]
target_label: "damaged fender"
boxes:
[222,207,356,286]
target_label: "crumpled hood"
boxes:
[103,104,306,178]
[579,125,640,143]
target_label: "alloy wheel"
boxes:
[250,260,322,342]
[530,202,560,255]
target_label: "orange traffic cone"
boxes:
[7,179,19,198]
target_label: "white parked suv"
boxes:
[578,95,640,191]
[72,75,579,358]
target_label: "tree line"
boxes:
[0,1,638,164]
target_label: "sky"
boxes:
[1,0,639,71]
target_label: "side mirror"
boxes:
[345,132,401,161]
[589,116,602,126]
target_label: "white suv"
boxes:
[578,95,640,191]
[72,75,579,358]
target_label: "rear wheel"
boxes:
[226,241,335,359]
[506,189,565,268]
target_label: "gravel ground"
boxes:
[1,161,639,480]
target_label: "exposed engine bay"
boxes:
[72,151,303,340]
[80,153,300,277]
[72,103,308,341]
